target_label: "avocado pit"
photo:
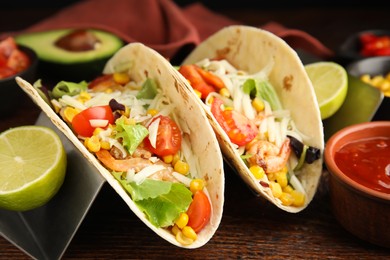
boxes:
[55,29,101,52]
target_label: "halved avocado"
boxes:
[15,29,124,81]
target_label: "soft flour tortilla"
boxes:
[16,42,224,248]
[181,25,324,213]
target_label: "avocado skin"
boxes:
[15,29,124,82]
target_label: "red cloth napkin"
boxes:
[15,0,334,61]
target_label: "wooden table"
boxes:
[1,4,390,259]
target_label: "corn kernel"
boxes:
[219,88,230,98]
[267,172,276,182]
[85,135,101,152]
[163,155,173,164]
[172,153,180,166]
[206,96,214,105]
[147,109,159,116]
[291,190,305,207]
[371,75,385,87]
[190,179,205,193]
[193,89,202,99]
[174,160,189,175]
[283,185,294,194]
[63,107,80,124]
[104,88,113,94]
[280,192,294,206]
[360,74,371,84]
[176,230,194,245]
[93,127,104,136]
[249,165,265,180]
[379,80,390,91]
[77,91,91,103]
[100,141,111,150]
[182,226,197,240]
[269,182,282,198]
[275,169,288,188]
[123,106,130,117]
[175,213,189,229]
[113,72,130,85]
[171,225,180,235]
[252,97,265,112]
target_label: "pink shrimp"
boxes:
[246,138,291,173]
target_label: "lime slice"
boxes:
[0,126,67,211]
[305,62,348,119]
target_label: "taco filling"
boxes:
[35,72,212,245]
[178,58,321,207]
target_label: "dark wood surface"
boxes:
[1,4,390,259]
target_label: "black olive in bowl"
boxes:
[0,45,38,117]
[346,56,390,121]
[337,29,390,65]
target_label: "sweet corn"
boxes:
[84,135,101,152]
[172,153,180,166]
[249,165,265,180]
[182,226,197,240]
[283,185,294,194]
[104,88,113,94]
[252,97,265,112]
[93,127,104,136]
[123,106,130,117]
[176,230,194,245]
[190,179,205,193]
[113,72,130,85]
[267,172,276,182]
[163,154,173,164]
[193,89,202,99]
[269,182,283,198]
[275,168,288,188]
[360,73,390,97]
[100,141,111,150]
[77,91,91,103]
[171,225,180,236]
[174,160,189,175]
[175,213,189,229]
[63,107,80,124]
[219,88,230,98]
[279,192,294,206]
[147,109,159,116]
[291,190,305,207]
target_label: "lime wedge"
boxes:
[0,126,67,211]
[305,62,348,119]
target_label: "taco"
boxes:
[16,42,224,248]
[177,26,324,213]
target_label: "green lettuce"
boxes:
[51,80,88,98]
[243,78,282,111]
[113,172,193,228]
[136,78,158,99]
[114,117,149,155]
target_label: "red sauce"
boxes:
[334,137,390,194]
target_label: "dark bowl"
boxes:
[346,56,389,121]
[337,29,390,65]
[324,121,390,248]
[0,45,38,117]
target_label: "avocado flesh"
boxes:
[15,29,123,64]
[15,29,124,81]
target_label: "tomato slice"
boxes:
[144,115,182,157]
[211,97,258,146]
[187,190,211,233]
[178,65,216,99]
[72,105,114,137]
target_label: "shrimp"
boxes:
[246,138,291,173]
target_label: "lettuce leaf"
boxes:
[112,172,193,228]
[114,117,149,155]
[51,80,88,98]
[136,78,158,99]
[243,78,282,111]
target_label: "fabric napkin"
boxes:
[13,0,334,63]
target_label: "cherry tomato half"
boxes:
[72,105,114,137]
[187,190,211,233]
[211,97,258,146]
[144,115,182,157]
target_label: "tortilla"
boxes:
[16,42,224,248]
[180,25,324,213]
